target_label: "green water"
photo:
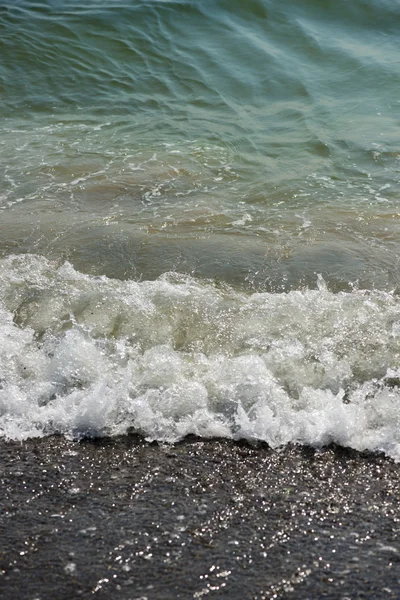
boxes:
[1,0,399,289]
[2,0,400,452]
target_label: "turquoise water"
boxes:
[1,1,400,454]
[1,0,399,289]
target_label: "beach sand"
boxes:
[1,436,399,599]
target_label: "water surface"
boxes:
[1,0,400,456]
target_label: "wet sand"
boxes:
[1,436,399,599]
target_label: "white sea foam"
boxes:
[1,254,400,459]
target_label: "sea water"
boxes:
[1,0,400,458]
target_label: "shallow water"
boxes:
[2,437,399,600]
[0,0,400,456]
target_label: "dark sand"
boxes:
[1,436,399,599]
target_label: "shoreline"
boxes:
[1,436,399,599]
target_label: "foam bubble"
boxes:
[1,254,400,459]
